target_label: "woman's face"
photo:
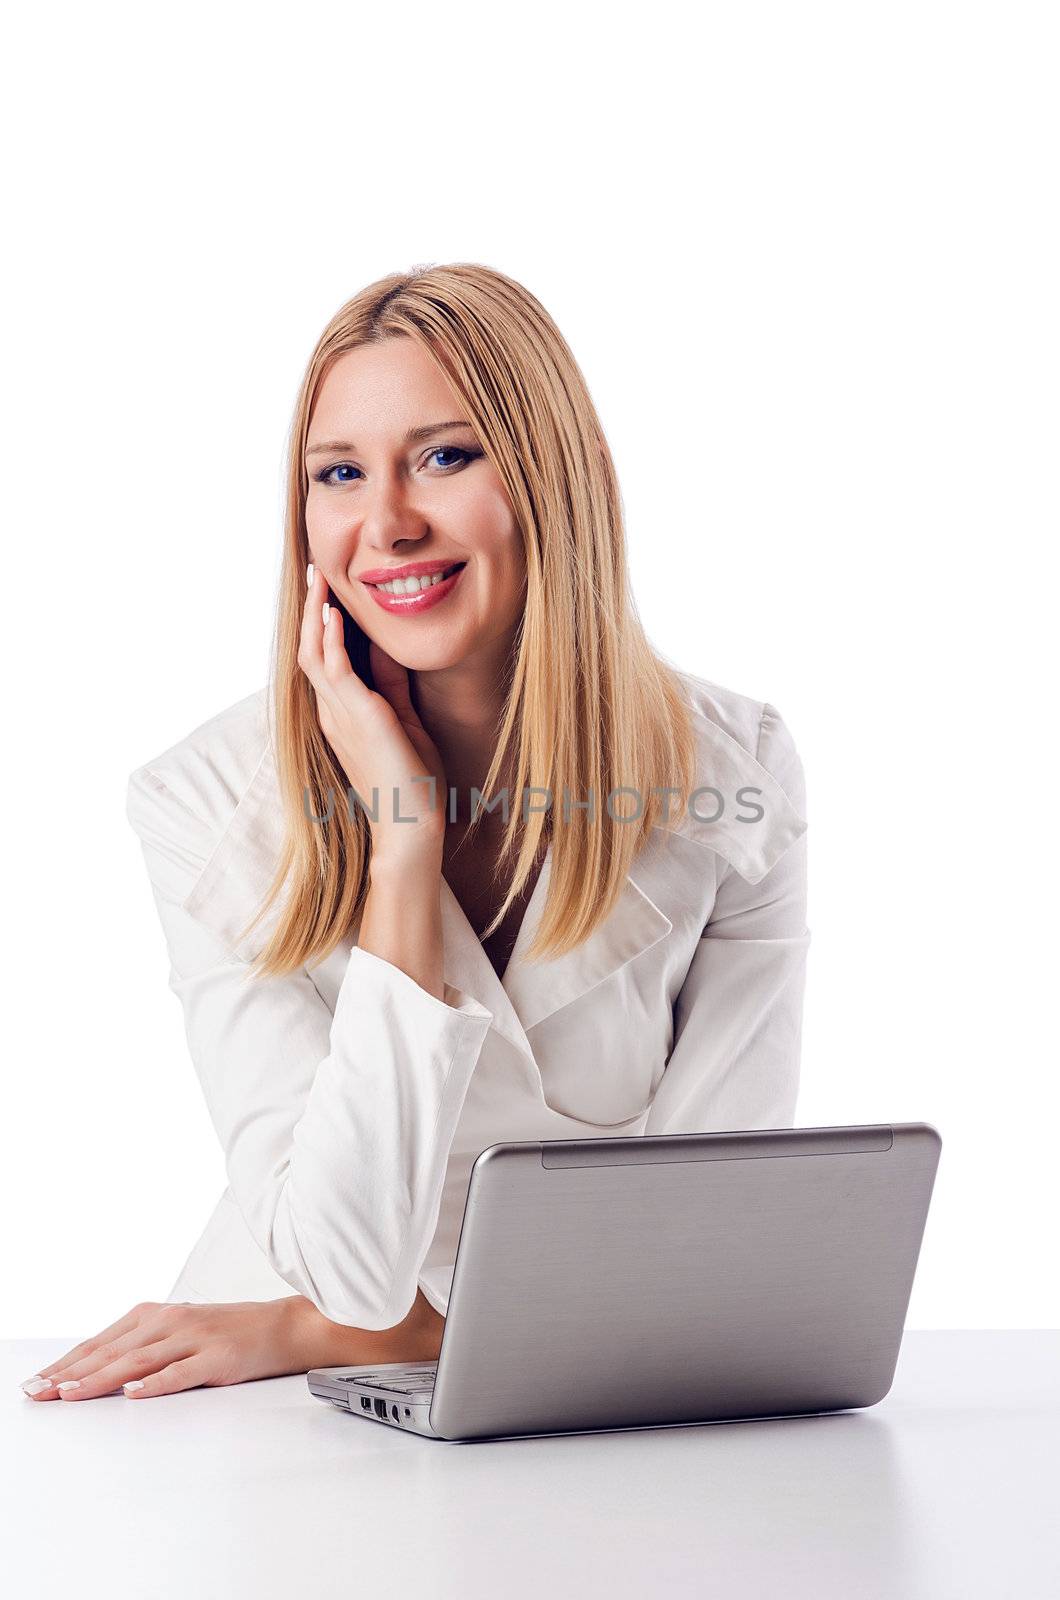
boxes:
[304,337,526,674]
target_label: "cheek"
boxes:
[458,473,519,543]
[304,504,350,565]
[482,551,528,632]
[499,528,527,594]
[472,497,524,579]
[492,535,526,612]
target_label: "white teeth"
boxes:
[377,568,457,596]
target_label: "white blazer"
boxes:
[125,670,809,1329]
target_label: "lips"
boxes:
[365,563,464,588]
[360,560,466,587]
[363,560,468,616]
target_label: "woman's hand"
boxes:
[19,1297,312,1401]
[299,567,448,862]
[20,1288,446,1402]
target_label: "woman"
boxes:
[22,263,809,1403]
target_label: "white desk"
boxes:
[3,1331,1057,1599]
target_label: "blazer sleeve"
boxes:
[642,703,810,1135]
[125,766,494,1330]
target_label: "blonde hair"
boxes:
[241,262,697,979]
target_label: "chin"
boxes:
[362,632,472,673]
[398,645,475,673]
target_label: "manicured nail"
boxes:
[306,561,314,588]
[21,1377,54,1395]
[322,602,330,627]
[123,1380,146,1392]
[56,1380,81,1391]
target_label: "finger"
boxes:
[31,1303,149,1383]
[120,1352,215,1399]
[297,566,329,689]
[321,598,355,685]
[55,1337,190,1401]
[45,1318,177,1390]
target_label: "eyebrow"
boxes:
[305,420,476,458]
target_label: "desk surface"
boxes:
[3,1331,1058,1599]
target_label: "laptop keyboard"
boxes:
[336,1368,437,1395]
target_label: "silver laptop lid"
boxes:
[428,1123,941,1441]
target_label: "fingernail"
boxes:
[322,602,330,626]
[56,1380,81,1391]
[123,1380,146,1392]
[21,1377,54,1395]
[307,561,314,588]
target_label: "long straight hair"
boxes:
[240,262,697,979]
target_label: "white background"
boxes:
[2,1,1055,1337]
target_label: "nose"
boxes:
[356,480,431,557]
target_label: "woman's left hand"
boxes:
[20,1297,309,1401]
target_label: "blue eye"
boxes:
[314,446,480,486]
[317,463,361,485]
[428,446,473,469]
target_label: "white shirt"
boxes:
[125,669,809,1328]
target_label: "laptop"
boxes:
[307,1121,941,1443]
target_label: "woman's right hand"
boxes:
[298,567,448,864]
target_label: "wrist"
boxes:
[369,854,444,890]
[370,828,445,878]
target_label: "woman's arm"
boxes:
[126,767,494,1333]
[22,1288,447,1402]
[643,704,810,1134]
[358,846,446,1003]
[287,1283,445,1370]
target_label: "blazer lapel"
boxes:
[438,846,673,1075]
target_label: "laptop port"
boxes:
[374,1398,388,1420]
[391,1405,400,1421]
[360,1397,371,1410]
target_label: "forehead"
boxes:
[309,338,461,438]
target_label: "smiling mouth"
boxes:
[367,562,466,592]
